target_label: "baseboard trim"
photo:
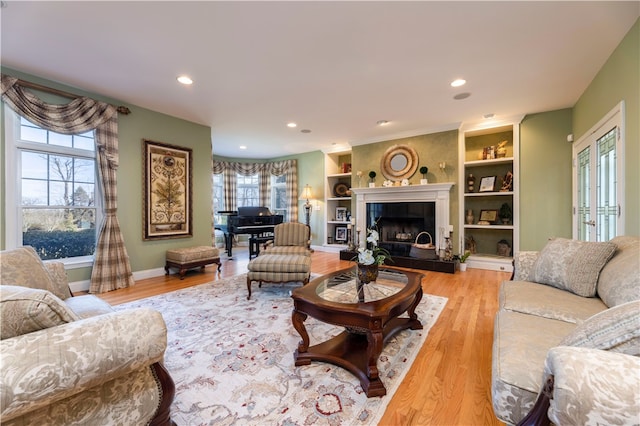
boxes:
[69,267,167,293]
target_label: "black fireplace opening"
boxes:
[366,202,436,257]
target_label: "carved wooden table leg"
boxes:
[292,309,310,365]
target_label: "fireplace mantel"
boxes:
[352,183,454,248]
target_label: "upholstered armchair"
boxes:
[0,247,175,425]
[262,222,311,256]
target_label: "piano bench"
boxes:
[249,236,272,259]
[165,246,221,280]
[246,254,311,300]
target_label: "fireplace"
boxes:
[351,183,454,273]
[366,202,435,257]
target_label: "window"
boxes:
[237,173,259,207]
[212,173,224,224]
[573,102,624,241]
[271,174,289,221]
[4,110,100,262]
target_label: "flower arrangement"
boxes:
[356,221,391,266]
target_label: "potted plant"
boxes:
[457,251,471,271]
[419,166,429,184]
[368,171,376,187]
[499,203,512,224]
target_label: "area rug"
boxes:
[116,274,447,425]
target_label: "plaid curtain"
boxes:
[1,74,135,293]
[212,160,298,221]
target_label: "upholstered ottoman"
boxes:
[246,254,311,299]
[165,246,221,279]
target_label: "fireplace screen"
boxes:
[366,202,436,257]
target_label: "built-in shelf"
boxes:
[459,119,522,272]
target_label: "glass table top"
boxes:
[316,267,409,304]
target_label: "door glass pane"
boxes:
[597,128,617,241]
[577,146,591,241]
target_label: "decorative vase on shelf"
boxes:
[357,263,379,284]
[466,209,475,225]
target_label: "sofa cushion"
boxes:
[560,300,640,355]
[0,246,71,300]
[597,236,640,307]
[0,285,80,339]
[492,310,576,425]
[529,237,616,297]
[500,281,607,323]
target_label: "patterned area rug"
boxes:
[116,273,447,425]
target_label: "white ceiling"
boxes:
[1,1,638,159]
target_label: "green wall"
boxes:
[573,19,639,236]
[520,109,573,250]
[1,68,213,283]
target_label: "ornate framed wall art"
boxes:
[143,139,193,240]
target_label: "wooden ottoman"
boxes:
[246,254,311,299]
[165,246,221,279]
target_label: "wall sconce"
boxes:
[299,184,313,227]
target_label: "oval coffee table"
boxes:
[291,266,424,397]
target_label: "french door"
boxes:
[573,102,624,242]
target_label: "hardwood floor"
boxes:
[97,247,509,425]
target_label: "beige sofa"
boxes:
[492,236,640,425]
[0,246,175,425]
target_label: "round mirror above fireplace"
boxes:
[380,144,418,181]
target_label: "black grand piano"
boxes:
[217,207,283,257]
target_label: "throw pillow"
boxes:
[560,300,640,355]
[529,238,617,297]
[596,236,640,307]
[0,285,80,340]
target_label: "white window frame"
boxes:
[270,174,289,221]
[572,101,625,240]
[3,107,101,268]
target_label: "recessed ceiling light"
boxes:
[287,122,297,128]
[177,75,193,85]
[453,92,471,100]
[239,145,247,150]
[451,79,466,87]
[301,129,311,133]
[376,120,390,126]
[483,113,495,119]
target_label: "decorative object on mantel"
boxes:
[382,179,394,187]
[356,170,363,187]
[401,178,410,186]
[420,166,429,184]
[409,232,438,260]
[368,170,377,187]
[380,144,419,181]
[467,173,476,192]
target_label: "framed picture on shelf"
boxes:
[335,226,348,242]
[479,209,499,224]
[479,176,497,192]
[335,207,347,222]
